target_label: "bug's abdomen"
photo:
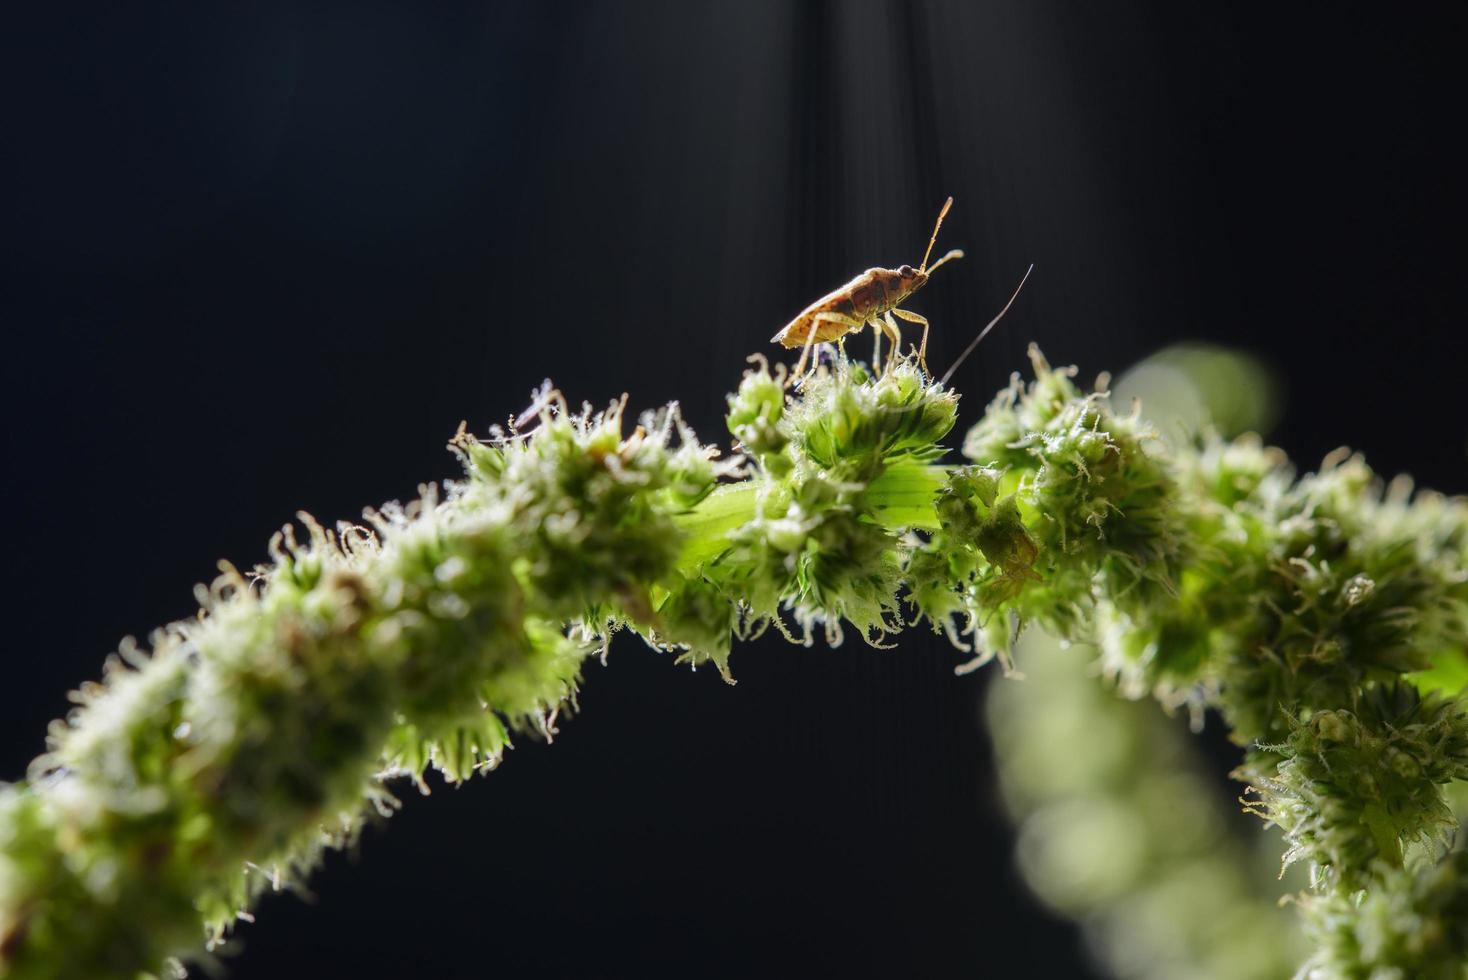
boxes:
[773,309,854,348]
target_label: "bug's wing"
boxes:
[772,279,867,346]
[772,296,828,345]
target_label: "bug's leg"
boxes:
[881,312,902,372]
[892,308,931,373]
[791,318,821,383]
[791,313,861,385]
[871,317,890,374]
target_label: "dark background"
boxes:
[3,2,1464,977]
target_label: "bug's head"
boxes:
[896,263,927,291]
[915,196,964,281]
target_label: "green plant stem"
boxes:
[2,349,1465,980]
[674,458,947,567]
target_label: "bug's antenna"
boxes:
[919,196,955,273]
[939,264,1034,386]
[926,248,965,275]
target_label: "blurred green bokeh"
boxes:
[986,342,1306,979]
[988,630,1308,980]
[1111,343,1280,441]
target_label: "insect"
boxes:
[771,196,964,381]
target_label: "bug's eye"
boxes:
[899,264,916,276]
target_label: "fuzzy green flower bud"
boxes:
[1238,684,1468,888]
[790,360,957,478]
[725,357,792,478]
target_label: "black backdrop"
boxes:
[3,2,1465,977]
